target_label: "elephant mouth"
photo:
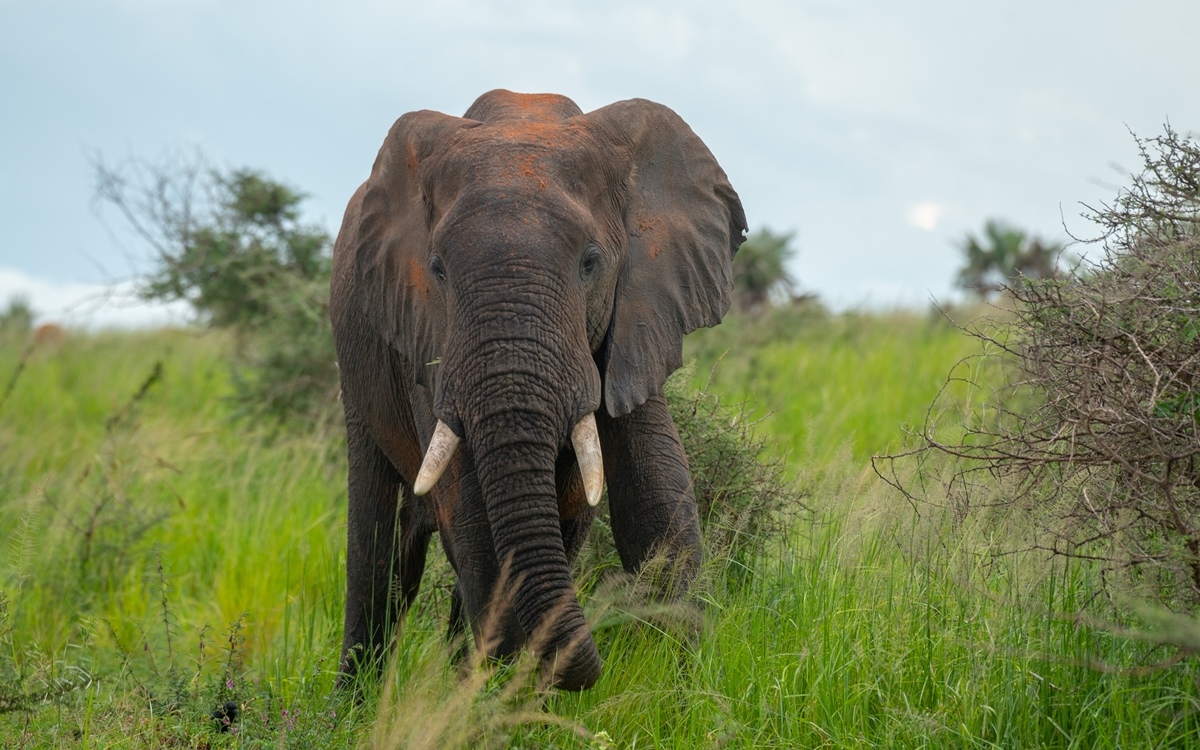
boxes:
[413,413,604,508]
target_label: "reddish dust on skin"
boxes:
[430,455,465,530]
[407,142,418,171]
[512,152,545,187]
[509,92,574,115]
[474,145,546,191]
[407,257,431,295]
[457,92,599,202]
[636,216,665,258]
[557,481,589,520]
[434,487,456,529]
[494,121,585,156]
[475,91,581,123]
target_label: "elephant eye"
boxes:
[430,255,447,282]
[580,244,602,281]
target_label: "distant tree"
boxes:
[955,219,1067,296]
[0,295,34,337]
[148,170,328,328]
[94,155,329,328]
[733,228,798,315]
[93,151,337,425]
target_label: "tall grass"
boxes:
[543,465,1200,747]
[0,328,365,744]
[1,313,1197,747]
[685,306,982,464]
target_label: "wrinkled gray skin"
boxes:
[331,90,746,690]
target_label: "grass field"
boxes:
[1,311,1197,748]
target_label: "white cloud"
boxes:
[908,202,945,231]
[0,267,191,329]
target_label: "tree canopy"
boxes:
[955,219,1066,295]
[732,228,798,315]
[93,153,337,424]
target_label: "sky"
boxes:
[2,0,1198,326]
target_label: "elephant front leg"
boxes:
[397,484,436,611]
[596,394,701,592]
[432,450,526,665]
[339,410,404,682]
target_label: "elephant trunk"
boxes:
[468,401,600,689]
[439,279,603,690]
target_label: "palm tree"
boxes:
[733,228,797,315]
[955,219,1065,295]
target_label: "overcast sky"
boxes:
[2,0,1198,326]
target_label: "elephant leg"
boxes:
[555,450,597,565]
[339,406,403,680]
[596,393,701,593]
[432,449,526,664]
[561,515,594,564]
[441,537,526,662]
[397,484,436,611]
[447,583,471,664]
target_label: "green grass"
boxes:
[683,306,983,464]
[1,312,1197,748]
[0,330,360,745]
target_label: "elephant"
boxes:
[330,89,746,691]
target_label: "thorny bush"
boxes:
[878,126,1200,611]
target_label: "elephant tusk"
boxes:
[571,413,605,507]
[413,420,460,496]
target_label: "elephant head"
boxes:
[347,89,745,688]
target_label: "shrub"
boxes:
[576,363,803,586]
[666,362,801,568]
[881,126,1200,610]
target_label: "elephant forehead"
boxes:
[435,121,608,193]
[432,184,596,253]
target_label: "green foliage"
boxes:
[0,592,90,715]
[0,295,33,338]
[732,227,798,314]
[225,269,338,426]
[139,170,328,329]
[955,218,1068,295]
[94,153,338,426]
[0,329,364,743]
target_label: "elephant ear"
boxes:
[354,110,473,353]
[582,99,747,417]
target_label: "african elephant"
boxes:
[331,89,746,690]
